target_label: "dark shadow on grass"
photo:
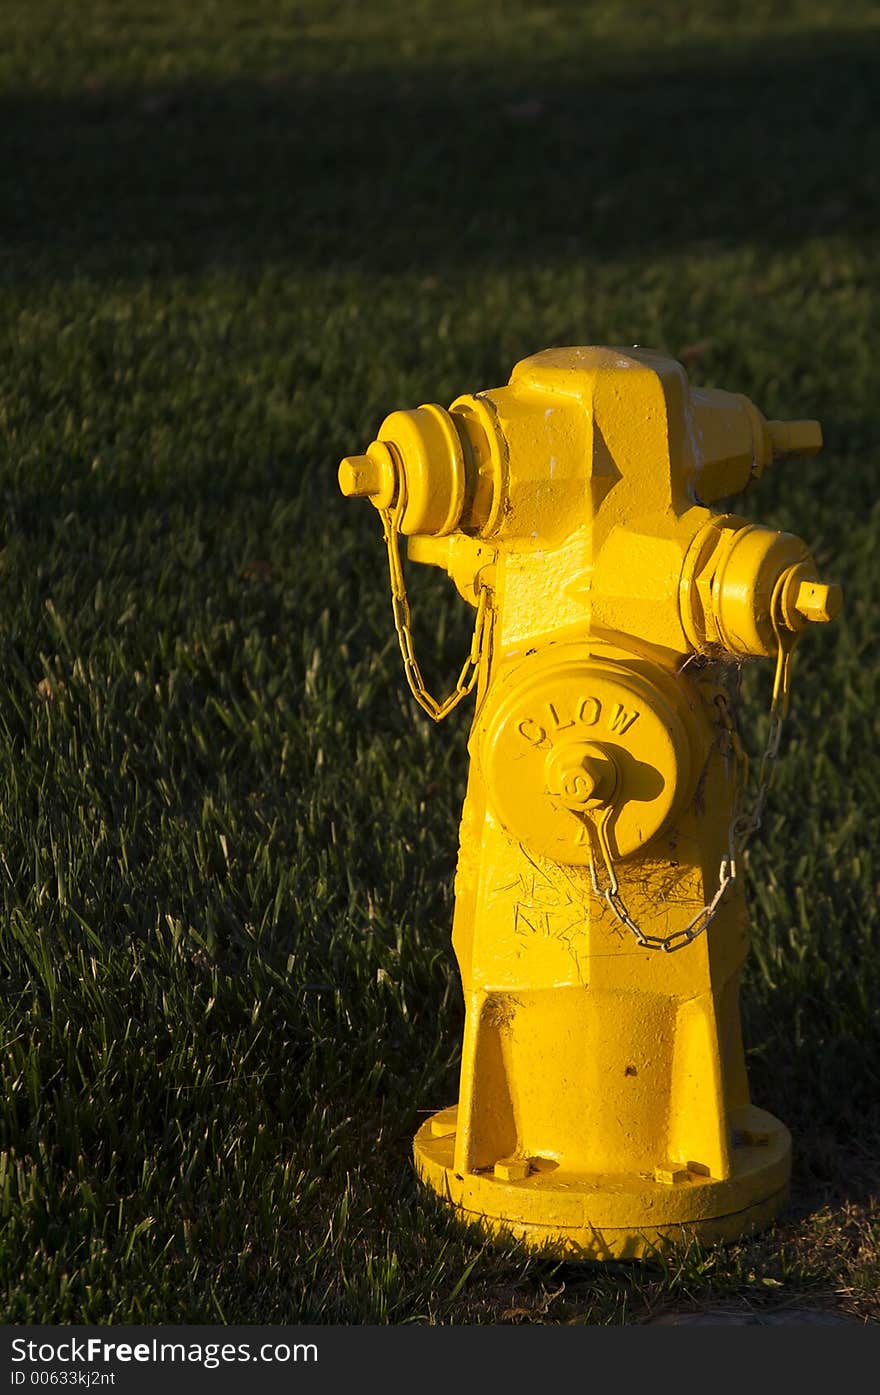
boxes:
[1,29,878,285]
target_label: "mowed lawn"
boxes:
[0,1,878,1323]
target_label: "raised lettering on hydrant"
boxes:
[338,347,841,1259]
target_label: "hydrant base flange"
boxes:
[414,1106,791,1260]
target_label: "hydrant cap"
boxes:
[478,648,694,863]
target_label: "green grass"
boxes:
[0,0,878,1323]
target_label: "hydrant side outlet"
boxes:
[338,346,841,1260]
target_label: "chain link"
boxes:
[586,579,799,953]
[380,491,490,723]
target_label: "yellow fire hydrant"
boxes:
[338,346,841,1259]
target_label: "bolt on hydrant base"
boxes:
[338,346,840,1260]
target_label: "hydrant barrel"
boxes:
[339,346,841,1259]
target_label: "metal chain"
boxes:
[379,490,490,723]
[586,576,799,952]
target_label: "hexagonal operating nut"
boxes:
[766,419,823,459]
[337,441,397,509]
[544,740,619,811]
[794,579,843,625]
